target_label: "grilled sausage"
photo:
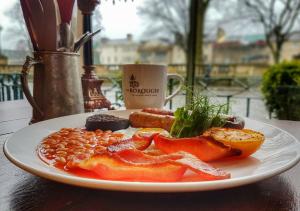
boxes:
[129,111,175,131]
[141,108,174,116]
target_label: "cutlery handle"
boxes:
[74,29,102,52]
[21,56,44,120]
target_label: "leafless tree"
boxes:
[93,7,102,30]
[194,0,211,65]
[138,0,212,65]
[241,0,300,63]
[138,0,190,53]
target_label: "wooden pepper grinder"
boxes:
[78,0,111,112]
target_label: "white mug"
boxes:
[122,64,184,109]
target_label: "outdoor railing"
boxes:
[0,63,268,118]
[0,73,23,101]
[206,94,264,118]
[100,76,265,118]
[94,63,268,78]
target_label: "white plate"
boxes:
[3,110,300,192]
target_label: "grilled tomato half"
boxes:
[203,128,265,158]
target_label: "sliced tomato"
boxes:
[77,151,186,182]
[153,135,235,162]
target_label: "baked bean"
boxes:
[56,151,67,156]
[56,144,65,149]
[78,138,89,144]
[88,140,97,145]
[55,156,66,163]
[51,134,61,139]
[67,155,75,160]
[75,153,88,160]
[60,141,68,146]
[73,150,84,155]
[68,139,77,145]
[46,149,55,153]
[38,127,125,168]
[104,130,112,134]
[46,154,54,159]
[84,144,93,149]
[47,139,57,145]
[41,144,50,149]
[60,132,69,137]
[85,149,94,154]
[74,146,84,150]
[99,137,109,142]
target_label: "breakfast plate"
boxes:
[3,110,300,192]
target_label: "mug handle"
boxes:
[165,74,184,104]
[21,56,44,119]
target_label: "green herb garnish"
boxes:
[170,95,228,138]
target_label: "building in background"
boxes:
[0,54,8,65]
[95,30,300,66]
[281,33,300,61]
[1,49,28,65]
[212,39,269,64]
[138,39,171,64]
[94,34,139,65]
[210,29,300,64]
[2,30,300,68]
[203,40,214,63]
[169,45,186,64]
[95,35,186,65]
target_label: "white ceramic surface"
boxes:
[3,110,300,192]
[122,64,184,108]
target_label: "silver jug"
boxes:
[21,51,84,123]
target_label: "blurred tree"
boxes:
[138,0,211,65]
[195,0,210,65]
[93,7,102,30]
[241,0,300,64]
[92,7,103,64]
[138,1,189,54]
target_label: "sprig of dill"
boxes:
[170,95,228,138]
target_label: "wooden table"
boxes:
[1,100,299,211]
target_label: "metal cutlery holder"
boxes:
[21,51,84,123]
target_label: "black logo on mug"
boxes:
[129,74,139,88]
[128,74,159,95]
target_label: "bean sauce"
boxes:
[38,128,125,171]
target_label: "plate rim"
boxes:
[3,111,300,192]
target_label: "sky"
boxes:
[0,0,146,49]
[0,0,14,30]
[97,0,145,40]
[0,0,266,50]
